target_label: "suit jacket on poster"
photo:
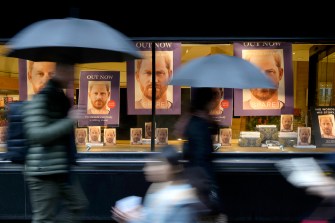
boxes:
[23,79,77,177]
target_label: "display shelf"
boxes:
[1,139,335,154]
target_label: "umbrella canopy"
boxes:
[4,17,142,63]
[169,54,277,89]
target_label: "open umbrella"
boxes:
[4,17,142,63]
[169,54,277,89]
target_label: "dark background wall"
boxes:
[1,6,335,40]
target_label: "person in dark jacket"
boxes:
[175,88,226,221]
[23,63,88,223]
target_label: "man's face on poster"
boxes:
[248,54,283,101]
[132,129,142,142]
[89,83,110,110]
[136,54,172,101]
[320,117,334,136]
[145,123,152,137]
[28,61,56,94]
[105,130,115,143]
[282,116,293,130]
[299,129,310,143]
[0,127,6,143]
[221,129,231,144]
[157,129,167,143]
[90,127,100,142]
[76,129,86,144]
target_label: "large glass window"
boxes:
[1,42,334,152]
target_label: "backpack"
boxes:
[4,101,29,164]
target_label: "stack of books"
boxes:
[256,125,278,143]
[239,131,262,147]
[278,131,298,147]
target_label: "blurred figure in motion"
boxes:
[303,153,335,222]
[111,145,205,223]
[304,177,335,222]
[23,63,88,223]
[174,87,227,221]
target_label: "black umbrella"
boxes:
[4,17,142,63]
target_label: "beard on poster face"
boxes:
[142,84,167,100]
[78,137,85,143]
[106,135,114,143]
[250,88,277,101]
[91,134,99,141]
[93,99,107,109]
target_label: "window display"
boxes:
[1,42,335,153]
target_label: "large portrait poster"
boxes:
[233,42,294,116]
[311,107,335,147]
[18,59,74,101]
[191,87,233,127]
[127,42,181,115]
[78,71,120,127]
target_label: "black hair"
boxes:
[190,88,215,113]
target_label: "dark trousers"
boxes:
[26,174,89,223]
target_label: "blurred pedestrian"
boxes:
[111,145,205,223]
[23,63,88,223]
[303,177,335,222]
[175,87,226,221]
